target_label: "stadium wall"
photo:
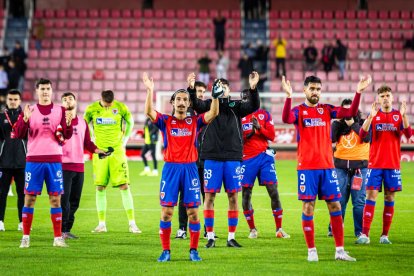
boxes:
[270,0,414,10]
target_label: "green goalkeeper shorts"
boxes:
[92,147,130,187]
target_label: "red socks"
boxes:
[159,221,171,251]
[302,213,315,248]
[243,209,256,230]
[330,211,344,247]
[189,220,201,250]
[22,207,34,236]
[273,209,283,230]
[382,201,395,236]
[362,200,376,236]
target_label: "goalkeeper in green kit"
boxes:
[84,90,141,234]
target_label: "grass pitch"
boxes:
[0,160,413,275]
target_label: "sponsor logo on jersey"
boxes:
[96,118,117,125]
[332,170,337,179]
[303,118,326,127]
[300,184,306,192]
[376,116,380,121]
[191,178,199,187]
[375,123,397,131]
[258,114,264,120]
[393,115,399,121]
[170,128,192,136]
[242,123,253,131]
[242,117,247,121]
[303,110,308,115]
[112,109,118,115]
[317,108,324,114]
[185,118,192,125]
[171,120,176,124]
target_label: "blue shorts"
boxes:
[24,162,64,196]
[297,169,341,201]
[241,152,277,187]
[160,162,201,208]
[365,169,402,192]
[203,160,241,193]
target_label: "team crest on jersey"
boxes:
[185,118,192,125]
[160,192,165,199]
[191,178,199,187]
[393,115,399,121]
[112,109,118,115]
[317,108,324,114]
[204,180,208,187]
[300,185,306,193]
[258,114,264,120]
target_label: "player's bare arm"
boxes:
[362,102,379,132]
[143,72,157,121]
[281,76,296,124]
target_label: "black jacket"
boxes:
[0,107,27,168]
[332,119,370,169]
[143,118,159,144]
[189,87,260,161]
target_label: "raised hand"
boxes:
[400,100,407,116]
[369,101,379,118]
[187,72,196,89]
[23,104,32,122]
[281,76,292,98]
[249,71,259,89]
[357,74,372,93]
[212,79,224,99]
[251,116,261,130]
[142,72,154,91]
[65,110,73,126]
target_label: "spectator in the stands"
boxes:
[216,51,229,79]
[6,60,20,91]
[198,52,212,86]
[238,52,254,90]
[303,40,318,77]
[213,13,226,51]
[335,39,348,80]
[12,41,27,62]
[321,41,335,78]
[0,47,10,67]
[32,20,45,52]
[272,35,287,79]
[0,64,8,96]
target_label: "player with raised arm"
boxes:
[189,72,260,249]
[282,74,372,261]
[84,90,141,234]
[356,85,412,245]
[143,72,220,262]
[14,78,73,248]
[240,90,290,239]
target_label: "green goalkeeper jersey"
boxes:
[84,100,134,149]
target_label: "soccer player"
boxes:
[84,90,141,234]
[240,90,290,239]
[14,78,73,248]
[143,72,220,262]
[356,85,412,245]
[176,81,207,239]
[0,90,26,232]
[327,99,370,238]
[60,92,105,239]
[282,74,372,261]
[189,72,260,248]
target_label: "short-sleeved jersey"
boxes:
[292,103,341,170]
[242,109,275,160]
[368,109,404,169]
[153,111,207,163]
[84,100,132,149]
